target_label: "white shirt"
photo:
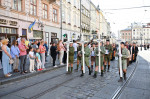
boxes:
[29,51,34,59]
[73,43,78,51]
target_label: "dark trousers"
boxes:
[0,51,2,62]
[63,51,67,64]
[20,55,27,72]
[51,55,56,66]
[45,52,47,61]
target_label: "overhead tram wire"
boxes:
[103,6,150,11]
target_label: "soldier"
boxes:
[80,42,91,77]
[67,42,74,74]
[75,42,82,71]
[117,42,129,82]
[90,43,96,73]
[104,40,113,72]
[93,42,106,78]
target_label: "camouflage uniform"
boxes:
[104,44,113,62]
[69,46,74,64]
[95,46,106,66]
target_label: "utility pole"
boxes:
[80,0,82,39]
[60,0,63,40]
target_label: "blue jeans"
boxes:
[74,51,77,59]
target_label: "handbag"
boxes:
[9,58,14,64]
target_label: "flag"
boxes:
[29,20,36,31]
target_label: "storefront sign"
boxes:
[51,33,57,38]
[9,21,17,26]
[0,19,7,24]
[0,18,18,26]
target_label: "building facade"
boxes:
[120,29,132,43]
[61,0,80,42]
[0,0,60,45]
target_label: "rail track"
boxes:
[111,56,139,99]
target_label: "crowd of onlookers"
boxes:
[0,36,149,78]
[0,37,80,78]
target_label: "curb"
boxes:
[0,64,67,85]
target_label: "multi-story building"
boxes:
[81,0,90,41]
[100,11,109,42]
[90,2,99,40]
[132,23,150,45]
[61,0,80,42]
[0,0,60,44]
[120,28,132,43]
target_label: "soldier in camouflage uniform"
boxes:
[75,42,82,71]
[80,42,91,77]
[104,40,113,72]
[116,42,129,82]
[67,42,74,74]
[93,42,106,78]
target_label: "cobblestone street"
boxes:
[0,50,150,99]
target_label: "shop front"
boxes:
[0,26,18,43]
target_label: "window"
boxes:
[30,0,37,16]
[62,11,65,21]
[43,4,48,19]
[22,29,27,36]
[68,9,71,23]
[53,9,58,22]
[74,0,76,7]
[74,13,76,25]
[0,27,17,34]
[122,33,124,35]
[13,0,22,11]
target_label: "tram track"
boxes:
[111,55,139,99]
[0,67,80,98]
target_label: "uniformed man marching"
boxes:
[80,42,91,77]
[104,40,113,72]
[93,42,106,78]
[75,42,82,71]
[117,42,129,82]
[67,42,74,74]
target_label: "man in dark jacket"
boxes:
[132,42,139,62]
[50,43,57,67]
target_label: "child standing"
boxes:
[67,42,74,74]
[29,47,36,73]
[36,48,42,71]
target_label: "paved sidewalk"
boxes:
[0,55,66,85]
[119,50,150,99]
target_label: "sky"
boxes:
[92,0,150,37]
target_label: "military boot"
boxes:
[118,77,123,82]
[124,73,127,81]
[80,70,84,77]
[93,73,97,78]
[88,67,91,75]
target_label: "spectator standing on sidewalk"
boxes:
[39,41,46,70]
[29,47,36,73]
[11,40,20,72]
[57,40,65,65]
[36,48,42,71]
[50,42,57,67]
[18,38,28,74]
[44,41,48,62]
[63,43,67,64]
[2,39,12,77]
[73,40,78,60]
[132,42,139,62]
